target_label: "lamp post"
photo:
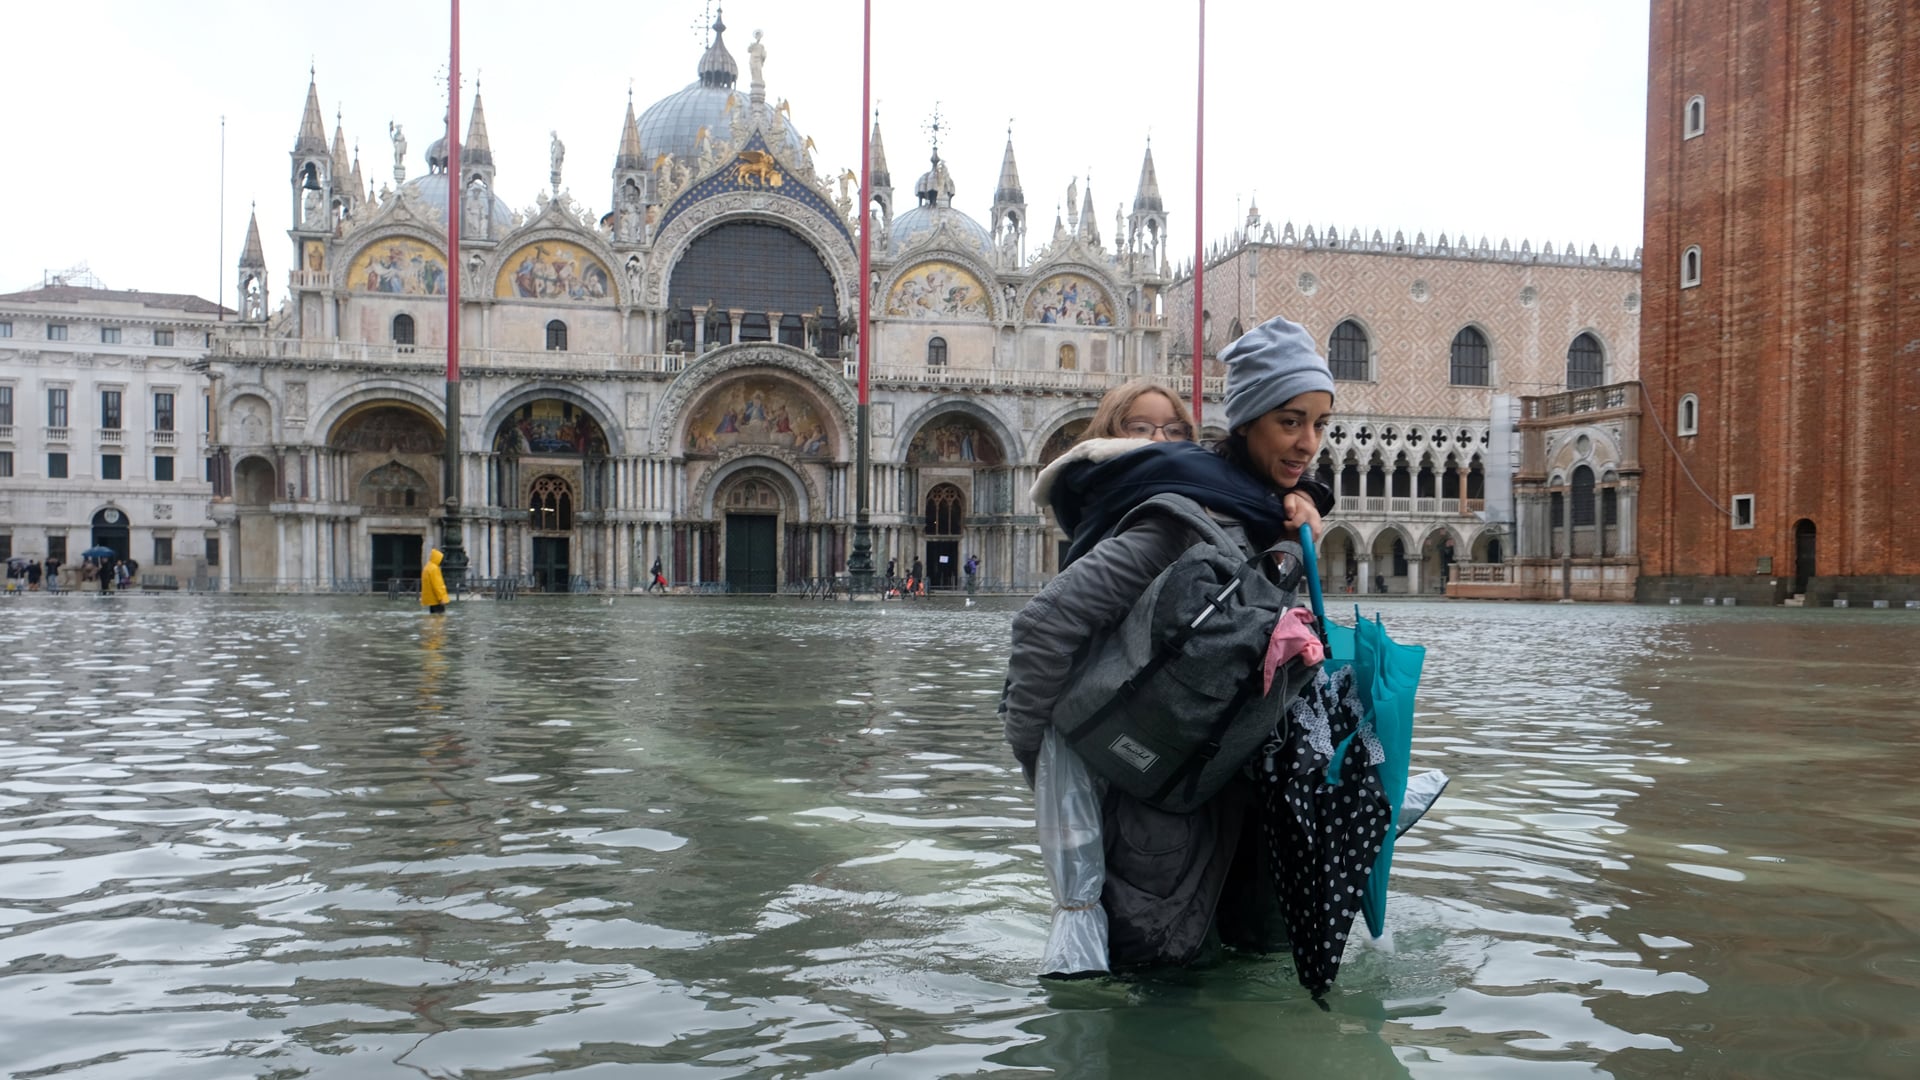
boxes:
[845,0,876,595]
[439,0,470,587]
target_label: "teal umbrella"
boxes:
[1299,530,1429,939]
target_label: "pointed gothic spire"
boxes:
[330,112,351,189]
[994,127,1024,206]
[465,89,494,167]
[698,8,738,88]
[1080,176,1099,245]
[239,206,266,269]
[870,119,891,189]
[614,96,645,171]
[1134,141,1163,213]
[294,72,327,155]
[350,148,365,205]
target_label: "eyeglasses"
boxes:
[1121,419,1194,440]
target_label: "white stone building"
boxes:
[206,14,1179,592]
[0,274,225,586]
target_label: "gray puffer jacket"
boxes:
[1002,438,1291,967]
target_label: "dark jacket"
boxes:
[1004,438,1310,966]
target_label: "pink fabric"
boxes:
[1263,607,1324,693]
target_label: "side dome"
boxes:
[888,204,996,262]
[399,171,514,233]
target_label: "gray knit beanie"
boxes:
[1221,315,1336,432]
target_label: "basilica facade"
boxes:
[208,16,1174,592]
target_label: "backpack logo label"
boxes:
[1109,734,1160,773]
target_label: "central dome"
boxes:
[637,14,806,171]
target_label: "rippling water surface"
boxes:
[0,594,1916,1078]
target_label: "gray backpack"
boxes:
[1051,494,1312,814]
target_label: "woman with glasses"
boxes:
[1006,323,1340,973]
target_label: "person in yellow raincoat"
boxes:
[420,548,450,613]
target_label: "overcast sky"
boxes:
[0,0,1650,301]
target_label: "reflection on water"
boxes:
[0,596,1916,1078]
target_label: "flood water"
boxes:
[0,593,1916,1079]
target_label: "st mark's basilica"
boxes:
[210,13,1177,592]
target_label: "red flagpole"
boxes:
[1191,0,1205,426]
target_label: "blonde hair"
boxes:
[1080,379,1195,443]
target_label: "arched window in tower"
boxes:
[546,320,569,351]
[925,483,964,536]
[927,336,948,367]
[1571,465,1596,527]
[1566,332,1604,389]
[1449,326,1490,386]
[1329,319,1370,381]
[1678,393,1700,436]
[529,474,573,531]
[1684,94,1706,139]
[1681,245,1703,288]
[1058,343,1077,370]
[391,314,415,352]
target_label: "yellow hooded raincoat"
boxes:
[420,548,450,608]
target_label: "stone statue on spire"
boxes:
[549,130,566,190]
[748,30,766,88]
[389,122,407,184]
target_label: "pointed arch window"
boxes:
[925,483,964,536]
[1681,246,1703,288]
[529,474,573,531]
[392,314,415,352]
[927,336,948,367]
[1449,326,1490,386]
[1566,332,1604,389]
[546,320,569,351]
[1329,319,1370,381]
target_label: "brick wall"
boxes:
[1639,0,1920,586]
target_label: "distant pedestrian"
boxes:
[909,557,924,597]
[44,557,61,593]
[963,554,979,594]
[420,548,450,614]
[25,562,41,591]
[648,556,668,594]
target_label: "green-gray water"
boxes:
[0,595,1915,1078]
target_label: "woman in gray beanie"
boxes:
[1005,313,1338,974]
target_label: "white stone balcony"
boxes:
[150,430,177,448]
[98,428,124,447]
[44,426,70,444]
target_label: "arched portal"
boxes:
[719,471,786,594]
[330,404,446,588]
[89,508,130,561]
[232,455,280,586]
[903,408,1009,591]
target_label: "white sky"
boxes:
[0,0,1650,301]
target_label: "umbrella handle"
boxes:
[1299,527,1327,627]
